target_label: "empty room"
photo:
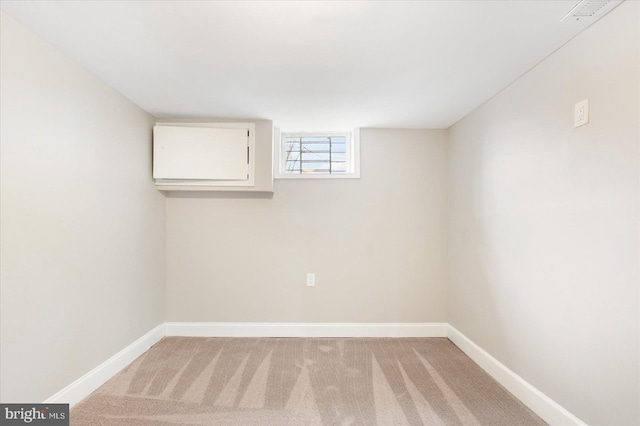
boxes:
[0,1,638,425]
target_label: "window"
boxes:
[275,130,360,179]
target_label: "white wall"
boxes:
[0,12,166,402]
[447,3,639,425]
[166,129,448,323]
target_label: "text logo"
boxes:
[0,404,68,425]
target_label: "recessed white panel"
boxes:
[153,126,248,180]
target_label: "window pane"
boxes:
[284,144,299,153]
[281,132,354,177]
[301,137,330,143]
[330,143,347,153]
[301,143,330,152]
[302,152,330,161]
[285,160,300,173]
[302,162,330,172]
[285,151,301,162]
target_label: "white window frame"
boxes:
[274,129,360,179]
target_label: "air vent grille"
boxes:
[561,0,613,21]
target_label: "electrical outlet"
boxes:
[306,273,315,287]
[574,98,589,128]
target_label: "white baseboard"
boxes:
[165,322,448,338]
[447,325,586,426]
[44,323,165,408]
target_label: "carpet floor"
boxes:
[71,337,546,425]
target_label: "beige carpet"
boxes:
[71,337,546,425]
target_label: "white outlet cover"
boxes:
[574,98,589,128]
[306,273,315,287]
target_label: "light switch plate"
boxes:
[574,98,589,128]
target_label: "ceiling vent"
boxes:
[560,0,622,22]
